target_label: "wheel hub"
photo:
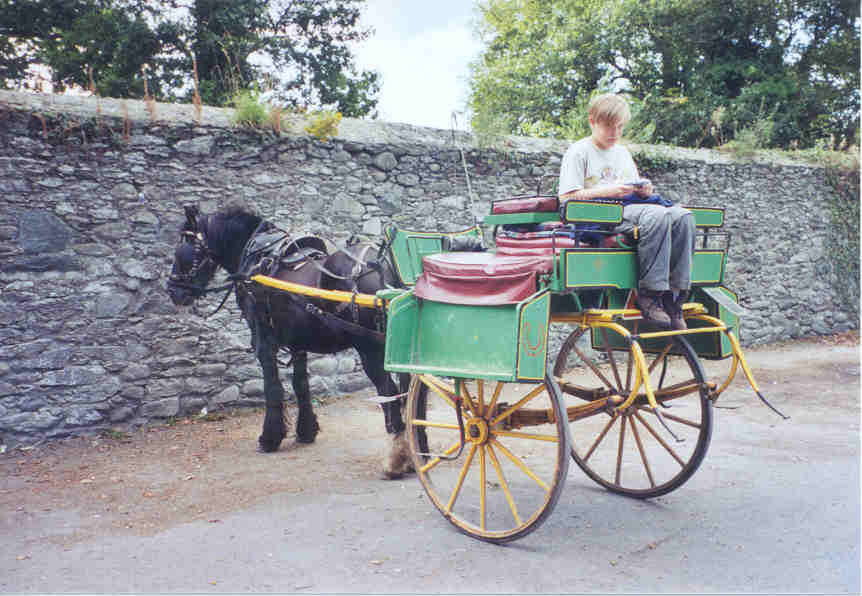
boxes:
[465,417,489,445]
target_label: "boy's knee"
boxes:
[644,209,672,232]
[669,207,694,229]
[668,204,691,218]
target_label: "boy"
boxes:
[558,93,695,329]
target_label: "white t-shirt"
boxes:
[558,137,639,196]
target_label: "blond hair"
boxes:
[588,94,631,125]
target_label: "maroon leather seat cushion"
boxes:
[491,196,559,214]
[495,236,581,256]
[413,252,552,305]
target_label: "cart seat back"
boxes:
[383,224,483,287]
[414,252,552,305]
[495,235,582,256]
[491,195,559,214]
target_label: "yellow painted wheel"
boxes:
[553,324,712,498]
[406,374,569,543]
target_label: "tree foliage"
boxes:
[469,0,860,149]
[0,0,380,117]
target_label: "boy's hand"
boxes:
[635,181,654,197]
[625,178,654,197]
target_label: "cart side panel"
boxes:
[564,250,639,289]
[515,290,551,381]
[688,207,725,228]
[384,291,521,381]
[690,250,725,286]
[562,200,624,224]
[384,291,421,373]
[563,248,725,290]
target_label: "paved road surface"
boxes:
[2,337,859,593]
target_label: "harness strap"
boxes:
[309,258,354,281]
[304,302,385,344]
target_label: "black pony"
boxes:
[166,204,412,478]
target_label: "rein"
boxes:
[199,282,236,318]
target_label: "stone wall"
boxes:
[0,90,854,446]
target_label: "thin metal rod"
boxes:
[757,391,790,419]
[420,440,462,474]
[651,406,683,442]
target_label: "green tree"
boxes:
[469,0,860,149]
[0,0,380,117]
[469,0,608,138]
[41,6,160,98]
[0,0,95,87]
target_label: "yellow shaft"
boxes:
[250,274,383,308]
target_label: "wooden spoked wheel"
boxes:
[406,374,569,543]
[553,324,713,498]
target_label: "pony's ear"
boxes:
[184,204,200,230]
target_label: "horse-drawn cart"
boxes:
[247,193,787,543]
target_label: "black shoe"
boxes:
[636,290,671,327]
[663,291,688,330]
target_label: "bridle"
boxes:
[167,229,220,295]
[167,225,247,322]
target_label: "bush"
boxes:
[304,110,342,141]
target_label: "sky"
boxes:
[22,1,484,131]
[350,1,483,130]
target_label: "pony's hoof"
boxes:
[296,418,320,443]
[380,468,406,480]
[257,437,282,453]
[381,431,414,480]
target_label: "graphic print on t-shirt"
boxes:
[600,166,618,185]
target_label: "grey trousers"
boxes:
[614,203,695,292]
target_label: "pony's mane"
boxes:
[216,204,262,227]
[207,204,266,238]
[204,204,266,271]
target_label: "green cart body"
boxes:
[384,196,740,380]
